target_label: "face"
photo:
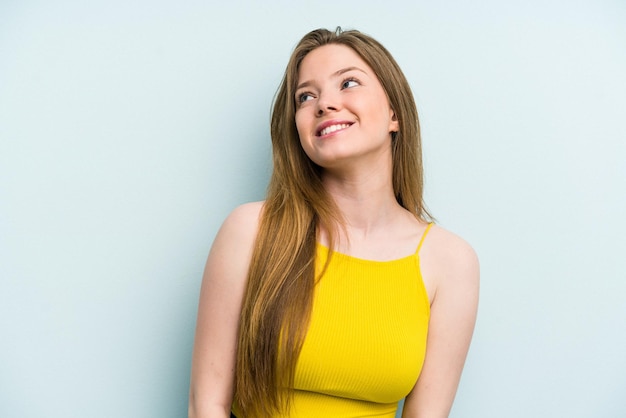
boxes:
[294,44,398,170]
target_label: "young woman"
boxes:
[189,28,479,418]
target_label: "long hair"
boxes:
[235,27,431,417]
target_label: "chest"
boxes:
[294,251,430,404]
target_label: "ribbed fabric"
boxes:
[234,225,432,418]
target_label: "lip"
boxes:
[315,119,354,137]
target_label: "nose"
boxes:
[316,91,340,116]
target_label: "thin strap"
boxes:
[416,222,434,254]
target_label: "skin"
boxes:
[295,44,398,175]
[189,44,479,418]
[188,202,261,418]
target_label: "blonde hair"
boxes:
[235,27,431,417]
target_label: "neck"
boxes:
[321,156,402,238]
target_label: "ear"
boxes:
[389,109,399,133]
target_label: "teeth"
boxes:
[320,123,350,136]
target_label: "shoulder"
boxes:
[419,224,480,301]
[190,202,265,408]
[218,201,264,242]
[402,223,479,415]
[208,201,264,273]
[423,224,479,270]
[224,200,264,227]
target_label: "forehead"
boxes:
[297,44,374,81]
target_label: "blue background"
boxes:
[1,1,625,416]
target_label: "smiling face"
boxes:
[294,44,399,170]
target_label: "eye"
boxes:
[341,78,360,89]
[297,92,314,104]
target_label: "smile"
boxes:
[317,123,352,137]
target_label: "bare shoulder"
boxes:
[189,201,265,413]
[220,201,264,238]
[214,201,264,246]
[205,201,264,285]
[424,224,478,268]
[403,223,479,416]
[420,224,480,299]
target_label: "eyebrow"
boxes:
[296,66,367,91]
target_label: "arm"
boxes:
[188,202,263,418]
[402,228,480,418]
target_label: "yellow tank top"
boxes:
[233,224,432,418]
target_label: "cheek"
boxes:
[294,113,309,146]
[294,112,308,139]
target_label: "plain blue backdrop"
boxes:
[1,1,625,417]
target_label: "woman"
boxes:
[189,28,479,418]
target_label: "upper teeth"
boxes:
[320,124,350,136]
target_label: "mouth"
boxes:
[316,122,354,137]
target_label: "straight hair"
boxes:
[235,27,431,417]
